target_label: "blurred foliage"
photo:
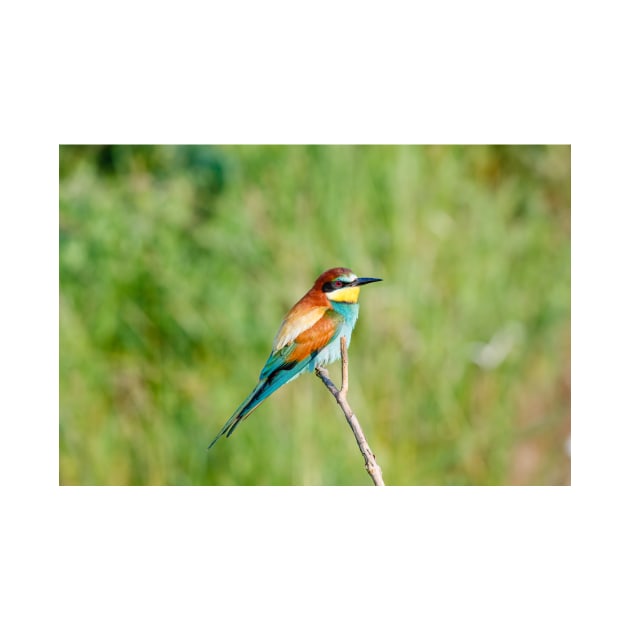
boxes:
[59,145,570,485]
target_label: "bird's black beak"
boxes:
[355,277,382,286]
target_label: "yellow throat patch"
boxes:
[328,286,360,303]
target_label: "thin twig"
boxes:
[316,337,385,486]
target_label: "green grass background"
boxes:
[59,145,570,485]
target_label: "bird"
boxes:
[208,267,382,449]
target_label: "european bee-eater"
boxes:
[208,267,382,449]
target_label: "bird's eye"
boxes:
[334,280,343,288]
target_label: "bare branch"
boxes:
[316,336,385,486]
[340,336,349,397]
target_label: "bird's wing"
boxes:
[209,310,343,448]
[272,305,328,351]
[286,310,343,362]
[261,309,342,380]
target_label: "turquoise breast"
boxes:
[310,302,360,369]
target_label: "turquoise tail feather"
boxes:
[208,354,313,450]
[207,382,265,450]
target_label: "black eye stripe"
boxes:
[323,279,355,292]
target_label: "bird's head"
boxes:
[315,267,382,304]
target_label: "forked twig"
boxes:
[316,337,385,486]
